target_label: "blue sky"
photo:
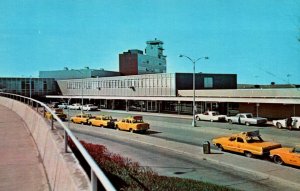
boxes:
[0,0,299,84]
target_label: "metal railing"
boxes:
[0,92,116,191]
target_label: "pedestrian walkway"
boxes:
[0,105,49,191]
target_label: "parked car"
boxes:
[82,104,98,111]
[70,114,95,124]
[48,102,60,108]
[115,116,149,133]
[45,108,67,121]
[58,103,68,109]
[272,117,300,129]
[68,103,82,110]
[270,147,300,167]
[89,115,116,128]
[195,111,226,122]
[212,130,282,158]
[226,113,267,126]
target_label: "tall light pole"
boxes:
[179,54,209,127]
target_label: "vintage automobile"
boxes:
[272,117,300,129]
[270,147,300,167]
[212,130,282,158]
[225,113,267,126]
[195,111,226,122]
[82,104,98,111]
[45,108,67,121]
[89,115,116,128]
[58,102,68,109]
[70,114,94,125]
[115,116,149,133]
[48,102,60,108]
[68,103,82,110]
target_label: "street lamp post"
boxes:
[81,77,84,115]
[179,54,209,127]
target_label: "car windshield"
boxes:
[103,116,112,120]
[132,119,144,123]
[293,148,300,153]
[213,112,220,116]
[246,136,264,143]
[246,114,253,118]
[83,114,93,118]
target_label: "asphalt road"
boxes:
[55,109,300,190]
[65,109,300,148]
[64,124,298,191]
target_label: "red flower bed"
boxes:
[68,139,236,191]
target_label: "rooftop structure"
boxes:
[119,39,167,76]
[39,67,120,80]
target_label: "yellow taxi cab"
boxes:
[45,108,67,121]
[212,130,281,158]
[270,147,300,167]
[89,115,116,128]
[115,116,149,133]
[70,114,94,125]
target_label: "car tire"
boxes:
[228,119,233,124]
[210,119,214,122]
[244,151,253,158]
[245,122,250,126]
[273,155,283,165]
[115,125,119,130]
[217,144,224,151]
[276,122,282,129]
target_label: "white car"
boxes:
[272,117,300,129]
[68,103,82,110]
[195,111,227,122]
[58,103,68,109]
[82,104,98,111]
[226,113,267,126]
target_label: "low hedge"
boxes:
[68,139,237,191]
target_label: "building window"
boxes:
[204,77,213,88]
[43,81,47,91]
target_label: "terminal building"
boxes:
[0,77,58,99]
[49,72,300,119]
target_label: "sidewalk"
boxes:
[101,109,193,119]
[0,105,49,191]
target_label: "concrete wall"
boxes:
[0,97,90,191]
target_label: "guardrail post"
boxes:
[36,102,39,112]
[51,117,54,130]
[91,170,98,191]
[43,107,45,117]
[64,131,68,153]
